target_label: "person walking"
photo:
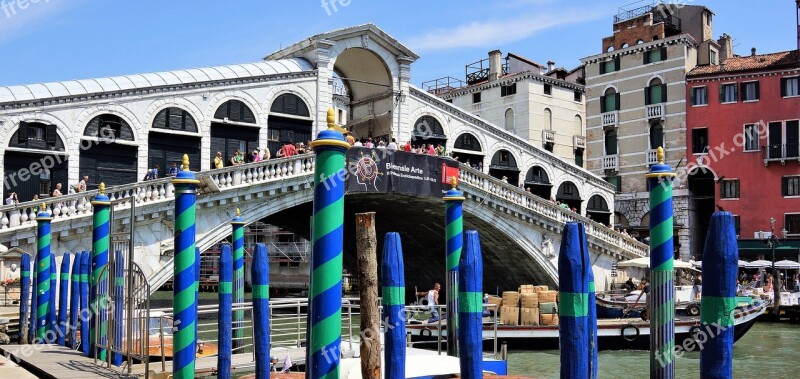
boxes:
[416,283,441,323]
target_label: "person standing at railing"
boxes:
[214,151,225,169]
[168,162,179,177]
[52,183,63,197]
[251,149,262,163]
[261,148,271,161]
[416,283,441,323]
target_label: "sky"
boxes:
[0,0,796,87]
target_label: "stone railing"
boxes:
[602,155,619,171]
[646,103,665,120]
[646,149,659,165]
[457,165,648,259]
[601,111,618,127]
[0,154,316,233]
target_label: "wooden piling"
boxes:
[355,212,380,379]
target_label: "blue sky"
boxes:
[0,0,796,87]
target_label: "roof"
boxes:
[265,23,419,61]
[688,50,800,77]
[0,59,313,104]
[506,53,546,68]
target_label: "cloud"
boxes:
[406,7,610,52]
[0,0,72,44]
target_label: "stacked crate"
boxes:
[536,287,559,326]
[519,285,539,326]
[500,291,520,325]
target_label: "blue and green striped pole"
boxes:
[70,253,81,349]
[458,230,483,379]
[36,204,52,343]
[19,253,30,342]
[306,108,350,379]
[28,259,36,344]
[80,251,91,356]
[252,243,270,378]
[217,244,233,379]
[49,254,57,342]
[444,177,465,356]
[91,182,111,360]
[558,222,596,379]
[58,253,71,346]
[231,209,245,352]
[381,232,406,379]
[699,212,738,378]
[647,147,676,378]
[112,250,124,366]
[172,154,200,379]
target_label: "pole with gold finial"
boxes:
[231,208,245,351]
[172,155,200,379]
[443,175,465,356]
[306,108,350,379]
[646,146,677,378]
[36,201,53,343]
[90,182,110,358]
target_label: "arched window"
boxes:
[605,129,618,155]
[646,77,666,105]
[81,115,137,188]
[214,100,256,124]
[587,195,611,224]
[543,108,552,131]
[413,116,445,138]
[6,122,67,201]
[152,107,198,132]
[556,181,582,212]
[9,121,64,151]
[601,87,619,113]
[454,133,481,152]
[525,166,550,184]
[574,115,583,135]
[270,93,310,117]
[83,114,135,141]
[504,108,514,131]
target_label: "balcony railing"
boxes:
[573,135,586,150]
[646,104,665,120]
[543,130,556,144]
[646,149,659,165]
[601,111,618,128]
[763,144,800,165]
[602,155,619,171]
[421,76,466,95]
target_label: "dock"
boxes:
[0,344,136,379]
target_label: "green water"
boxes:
[153,292,799,378]
[507,322,800,378]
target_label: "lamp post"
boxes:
[762,218,788,314]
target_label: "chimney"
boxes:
[547,60,556,72]
[488,50,503,82]
[751,47,757,57]
[717,33,733,62]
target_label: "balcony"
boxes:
[421,76,465,95]
[646,104,665,120]
[601,111,618,128]
[763,144,800,166]
[602,155,619,171]
[543,130,556,144]
[573,135,586,150]
[646,149,659,165]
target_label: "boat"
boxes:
[595,285,701,318]
[135,311,219,360]
[406,300,768,351]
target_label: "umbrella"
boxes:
[692,260,748,268]
[745,260,773,269]
[774,260,800,270]
[617,257,695,270]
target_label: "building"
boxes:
[581,3,719,259]
[684,1,800,259]
[421,51,588,194]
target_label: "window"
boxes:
[710,50,717,65]
[599,57,620,74]
[720,180,740,199]
[733,215,741,236]
[574,148,584,167]
[786,214,800,234]
[501,83,517,97]
[472,92,482,103]
[691,87,708,106]
[692,128,709,154]
[543,108,552,130]
[743,124,760,151]
[544,84,552,95]
[784,176,800,196]
[741,81,760,101]
[643,47,667,64]
[574,90,582,102]
[781,77,799,97]
[338,109,344,124]
[719,83,738,103]
[604,129,618,155]
[504,108,514,131]
[600,88,620,113]
[649,123,664,149]
[499,151,510,163]
[604,176,622,192]
[28,125,45,141]
[706,12,713,25]
[645,78,667,104]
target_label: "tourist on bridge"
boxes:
[5,192,18,206]
[387,138,398,151]
[345,132,355,145]
[168,162,179,177]
[276,141,297,158]
[416,283,441,323]
[77,175,89,192]
[251,149,261,163]
[364,138,374,148]
[52,183,63,197]
[214,151,224,169]
[402,141,411,152]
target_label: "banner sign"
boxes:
[345,147,459,198]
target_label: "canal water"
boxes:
[153,291,800,378]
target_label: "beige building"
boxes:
[582,3,719,259]
[423,51,587,188]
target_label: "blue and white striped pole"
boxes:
[699,212,738,379]
[70,254,81,349]
[80,251,91,356]
[57,253,71,346]
[558,222,595,379]
[458,230,483,379]
[217,244,233,379]
[381,232,406,379]
[252,243,270,378]
[19,253,31,343]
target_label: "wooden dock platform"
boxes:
[131,346,308,376]
[0,344,137,379]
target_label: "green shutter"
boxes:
[719,84,725,103]
[644,87,651,105]
[614,57,621,71]
[600,95,606,113]
[17,121,28,143]
[661,84,668,102]
[600,62,606,75]
[660,46,667,61]
[614,93,620,111]
[643,51,650,65]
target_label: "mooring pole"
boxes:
[217,244,233,379]
[306,108,349,379]
[19,253,30,343]
[57,253,70,346]
[646,147,676,379]
[69,253,81,349]
[80,251,90,356]
[252,243,270,378]
[231,209,245,352]
[91,183,111,360]
[36,203,52,343]
[382,232,406,379]
[172,155,200,379]
[458,230,483,379]
[443,177,465,357]
[355,212,380,379]
[49,254,57,342]
[112,250,124,366]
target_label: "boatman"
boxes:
[633,277,650,321]
[417,283,441,323]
